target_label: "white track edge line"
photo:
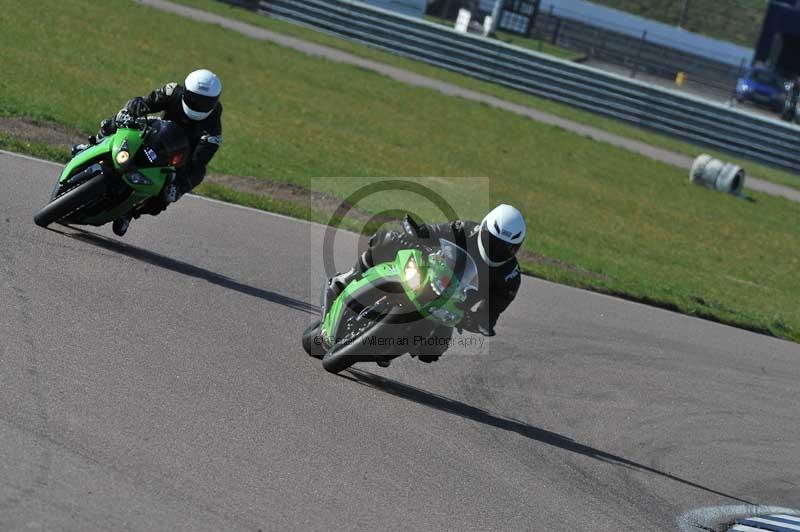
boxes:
[186,194,332,230]
[746,517,800,531]
[1,149,62,167]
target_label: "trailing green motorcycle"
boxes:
[33,116,189,233]
[302,238,479,374]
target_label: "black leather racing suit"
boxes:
[100,83,222,214]
[359,218,522,360]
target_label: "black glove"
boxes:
[402,214,430,238]
[124,97,149,117]
[99,118,116,138]
[394,231,417,251]
[114,108,136,128]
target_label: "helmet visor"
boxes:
[183,89,218,114]
[481,221,521,264]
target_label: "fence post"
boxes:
[731,57,746,102]
[551,9,562,45]
[488,0,505,36]
[551,18,561,44]
[631,30,647,78]
[526,0,540,38]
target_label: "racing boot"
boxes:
[112,214,131,237]
[162,179,180,204]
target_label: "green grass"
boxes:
[197,182,328,225]
[3,0,800,342]
[170,0,800,193]
[0,133,71,164]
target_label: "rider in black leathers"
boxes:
[73,69,223,234]
[324,205,525,363]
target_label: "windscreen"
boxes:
[427,239,479,300]
[135,120,190,168]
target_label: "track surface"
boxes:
[139,0,800,204]
[2,151,799,531]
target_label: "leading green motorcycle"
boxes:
[302,238,479,374]
[33,116,189,234]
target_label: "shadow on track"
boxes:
[53,225,319,315]
[345,368,755,505]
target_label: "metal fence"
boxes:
[248,0,800,173]
[527,10,744,97]
[433,1,747,97]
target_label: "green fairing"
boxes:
[322,248,466,346]
[114,129,166,195]
[323,262,400,346]
[53,126,176,226]
[58,137,111,182]
[111,128,144,169]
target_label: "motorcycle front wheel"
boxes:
[321,313,398,374]
[34,173,107,228]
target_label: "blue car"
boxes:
[736,68,788,112]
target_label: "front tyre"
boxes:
[321,316,394,374]
[34,173,107,228]
[321,345,359,374]
[302,320,325,359]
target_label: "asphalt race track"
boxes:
[1,150,799,531]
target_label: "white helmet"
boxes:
[478,204,526,266]
[182,69,222,121]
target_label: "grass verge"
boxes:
[172,0,800,192]
[0,132,71,164]
[3,0,799,342]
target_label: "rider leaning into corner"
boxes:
[324,204,526,365]
[72,69,223,236]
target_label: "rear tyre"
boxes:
[34,173,107,228]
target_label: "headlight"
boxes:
[127,171,152,185]
[116,150,130,165]
[404,257,422,291]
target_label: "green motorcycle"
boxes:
[302,238,479,374]
[33,116,189,233]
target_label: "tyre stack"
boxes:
[690,154,745,196]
